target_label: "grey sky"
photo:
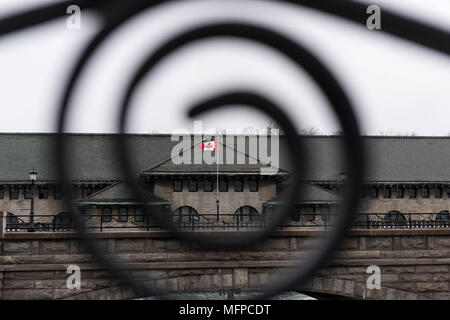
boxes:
[0,0,449,135]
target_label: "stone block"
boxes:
[3,280,34,289]
[399,274,432,282]
[261,238,290,251]
[4,241,32,254]
[115,239,145,253]
[40,240,71,255]
[416,282,449,292]
[366,237,392,250]
[233,268,248,288]
[152,240,182,253]
[394,236,426,250]
[3,288,53,300]
[416,265,448,273]
[428,237,450,249]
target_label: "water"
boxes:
[140,291,316,300]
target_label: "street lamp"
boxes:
[29,168,37,183]
[339,170,347,183]
[28,168,37,232]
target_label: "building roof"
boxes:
[143,138,287,176]
[264,183,342,206]
[76,181,170,206]
[0,133,449,183]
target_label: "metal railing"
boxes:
[4,212,450,232]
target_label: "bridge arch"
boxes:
[60,275,428,300]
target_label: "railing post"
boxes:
[409,212,412,229]
[366,214,369,229]
[0,211,5,238]
[100,214,103,232]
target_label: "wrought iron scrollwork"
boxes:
[1,0,448,299]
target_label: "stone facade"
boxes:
[3,230,450,299]
[154,179,276,215]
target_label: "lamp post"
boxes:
[28,168,37,232]
[339,170,347,183]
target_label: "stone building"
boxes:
[0,133,449,231]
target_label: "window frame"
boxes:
[434,187,442,198]
[24,187,33,199]
[219,179,228,192]
[234,179,243,192]
[38,186,48,199]
[173,180,183,192]
[134,207,144,222]
[10,187,19,200]
[369,187,378,198]
[118,207,128,222]
[422,187,430,198]
[395,186,404,198]
[188,179,198,192]
[101,207,112,222]
[249,179,258,192]
[203,179,213,192]
[408,187,417,198]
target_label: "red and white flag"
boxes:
[200,140,218,151]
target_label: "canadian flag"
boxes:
[200,140,218,151]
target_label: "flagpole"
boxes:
[216,138,219,221]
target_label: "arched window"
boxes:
[173,206,199,223]
[384,210,406,227]
[234,206,258,222]
[53,212,71,230]
[436,210,450,221]
[6,212,19,230]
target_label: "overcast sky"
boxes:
[0,0,449,135]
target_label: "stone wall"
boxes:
[2,230,450,299]
[359,191,449,213]
[154,179,276,214]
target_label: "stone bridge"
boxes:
[2,216,450,300]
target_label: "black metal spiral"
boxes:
[1,0,448,300]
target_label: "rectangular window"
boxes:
[435,187,442,198]
[118,207,128,222]
[24,187,33,199]
[219,179,228,192]
[102,207,112,222]
[203,179,213,192]
[10,187,19,200]
[395,187,404,198]
[135,207,144,222]
[0,186,3,199]
[305,206,315,221]
[54,186,63,199]
[422,187,430,198]
[188,179,198,192]
[234,179,243,192]
[409,187,417,198]
[383,187,391,198]
[38,187,48,199]
[249,179,258,192]
[369,187,378,198]
[173,180,183,192]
